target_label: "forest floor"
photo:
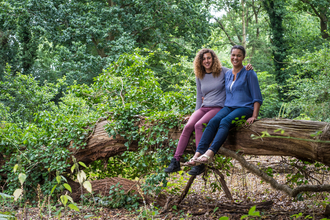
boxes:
[3,156,330,219]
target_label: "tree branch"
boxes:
[218,147,330,197]
[214,17,236,46]
[300,0,322,19]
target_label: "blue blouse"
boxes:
[224,67,263,110]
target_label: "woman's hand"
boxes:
[245,102,261,125]
[184,115,191,120]
[245,116,257,125]
[246,63,253,71]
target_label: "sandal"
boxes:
[193,154,213,165]
[183,157,197,167]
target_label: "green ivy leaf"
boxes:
[68,203,80,212]
[78,162,87,168]
[63,183,72,193]
[71,164,76,173]
[60,195,68,206]
[51,185,57,195]
[13,164,19,173]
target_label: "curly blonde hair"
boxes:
[194,48,222,79]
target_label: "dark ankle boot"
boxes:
[164,158,180,173]
[188,164,205,176]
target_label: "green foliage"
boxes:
[71,51,194,192]
[284,44,330,121]
[0,64,64,123]
[290,0,330,40]
[0,0,210,86]
[291,212,322,219]
[240,205,261,219]
[0,77,100,198]
[142,49,195,91]
[257,71,280,118]
[0,50,195,200]
[95,183,140,210]
[0,212,16,220]
[137,204,160,220]
[231,116,247,129]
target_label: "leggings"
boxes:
[173,107,222,161]
[197,106,253,155]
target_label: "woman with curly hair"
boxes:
[164,48,252,174]
[187,45,263,176]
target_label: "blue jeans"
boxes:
[196,107,253,154]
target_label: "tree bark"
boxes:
[241,0,246,49]
[73,118,330,166]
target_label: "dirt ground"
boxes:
[5,156,330,219]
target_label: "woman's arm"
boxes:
[246,102,261,124]
[246,70,263,125]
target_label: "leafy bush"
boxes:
[0,50,196,199]
[0,64,64,123]
[0,72,101,197]
[285,44,330,121]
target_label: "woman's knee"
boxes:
[219,117,233,129]
[208,116,221,127]
[183,121,195,132]
[194,121,204,131]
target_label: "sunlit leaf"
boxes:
[83,181,92,193]
[66,195,74,204]
[68,203,80,211]
[13,189,23,201]
[63,183,72,193]
[56,175,61,184]
[0,192,14,199]
[51,185,57,194]
[13,164,19,173]
[78,162,87,168]
[77,170,86,184]
[18,173,26,185]
[60,195,68,206]
[71,164,75,173]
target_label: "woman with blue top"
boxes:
[187,45,263,176]
[164,48,253,174]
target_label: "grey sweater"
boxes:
[195,67,229,110]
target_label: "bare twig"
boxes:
[160,196,172,214]
[177,175,196,204]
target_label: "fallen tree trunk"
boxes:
[66,118,330,201]
[73,118,330,166]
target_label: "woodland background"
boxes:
[1,0,330,219]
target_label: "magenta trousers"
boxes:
[173,107,222,161]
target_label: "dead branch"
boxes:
[218,147,330,197]
[178,175,196,204]
[210,167,233,201]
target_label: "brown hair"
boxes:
[194,48,222,79]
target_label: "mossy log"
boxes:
[73,118,330,166]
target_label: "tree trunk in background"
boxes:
[300,0,329,40]
[73,119,330,166]
[262,0,288,98]
[241,0,246,49]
